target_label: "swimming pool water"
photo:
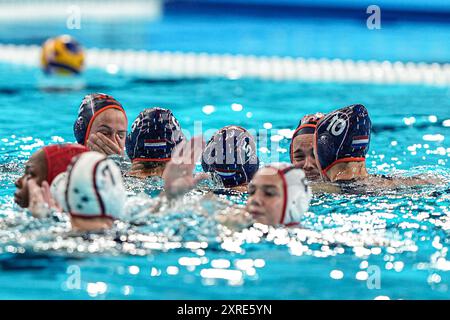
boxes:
[1,8,450,63]
[0,60,450,299]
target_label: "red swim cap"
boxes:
[43,144,89,184]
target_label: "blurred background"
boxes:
[1,0,449,63]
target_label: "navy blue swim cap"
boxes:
[126,107,185,162]
[73,93,126,145]
[202,126,259,188]
[315,104,371,178]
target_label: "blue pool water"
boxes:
[1,6,450,63]
[0,61,449,299]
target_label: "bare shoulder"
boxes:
[310,182,343,194]
[309,173,443,195]
[368,174,443,188]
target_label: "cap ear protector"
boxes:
[315,104,371,180]
[73,93,126,145]
[290,113,323,163]
[202,125,259,188]
[125,107,185,162]
[64,151,127,220]
[50,172,69,212]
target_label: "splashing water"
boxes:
[0,62,449,299]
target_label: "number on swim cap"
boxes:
[326,114,347,136]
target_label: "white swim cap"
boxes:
[266,163,312,226]
[64,151,126,220]
[50,171,69,211]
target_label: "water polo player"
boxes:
[245,163,311,226]
[28,151,127,232]
[126,107,185,178]
[74,93,128,156]
[14,144,88,208]
[201,126,259,191]
[162,136,311,227]
[313,104,438,192]
[314,104,371,182]
[290,112,324,180]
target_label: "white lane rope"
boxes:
[0,44,449,86]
